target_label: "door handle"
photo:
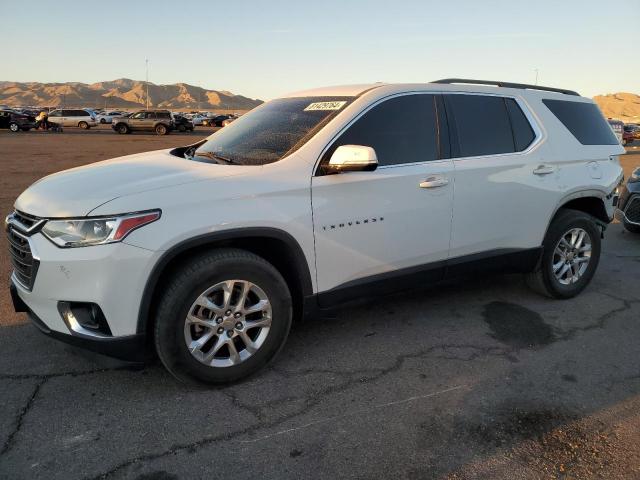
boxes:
[419,175,449,189]
[533,164,556,175]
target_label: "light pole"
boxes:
[145,58,149,110]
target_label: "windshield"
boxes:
[193,96,353,165]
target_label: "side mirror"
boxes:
[325,145,378,173]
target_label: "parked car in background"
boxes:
[623,127,635,146]
[47,109,97,129]
[7,79,624,385]
[625,124,640,140]
[221,117,235,127]
[0,109,36,132]
[189,114,207,126]
[172,114,194,132]
[615,167,640,233]
[96,111,126,124]
[204,114,233,127]
[112,110,174,135]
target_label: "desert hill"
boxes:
[0,79,263,110]
[593,92,640,123]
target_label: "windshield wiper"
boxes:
[193,150,238,165]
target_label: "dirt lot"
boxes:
[0,128,639,479]
[0,126,211,327]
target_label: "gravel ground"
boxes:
[0,128,639,479]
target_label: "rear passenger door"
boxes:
[443,93,553,259]
[311,94,454,304]
[142,112,156,130]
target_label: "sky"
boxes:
[2,0,639,100]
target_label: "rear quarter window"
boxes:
[542,99,618,145]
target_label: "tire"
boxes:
[154,248,292,385]
[526,209,601,299]
[8,122,19,132]
[178,124,186,132]
[155,124,168,135]
[100,118,106,124]
[116,123,129,134]
[78,121,89,129]
[623,220,640,234]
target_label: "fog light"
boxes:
[58,301,112,337]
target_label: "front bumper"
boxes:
[10,282,146,361]
[615,183,640,226]
[8,229,158,361]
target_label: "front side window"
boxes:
[194,96,354,165]
[324,94,439,167]
[445,94,515,157]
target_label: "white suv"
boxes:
[7,79,624,384]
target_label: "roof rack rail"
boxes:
[431,78,580,96]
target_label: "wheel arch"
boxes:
[137,227,314,337]
[549,191,610,225]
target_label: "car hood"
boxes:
[14,149,251,217]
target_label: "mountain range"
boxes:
[593,92,640,123]
[0,79,638,122]
[0,79,263,111]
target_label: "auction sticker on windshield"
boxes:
[304,101,347,111]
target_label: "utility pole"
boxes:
[145,58,149,110]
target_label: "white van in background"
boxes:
[47,109,97,129]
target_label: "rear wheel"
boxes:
[116,123,129,134]
[154,248,292,385]
[178,124,186,132]
[526,209,601,298]
[9,122,20,132]
[78,121,89,129]
[155,124,168,135]
[100,118,106,124]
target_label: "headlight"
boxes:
[41,210,160,247]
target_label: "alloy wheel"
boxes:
[552,227,592,285]
[184,280,272,368]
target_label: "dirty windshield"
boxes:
[193,97,353,165]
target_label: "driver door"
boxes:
[311,94,454,306]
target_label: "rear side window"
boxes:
[445,95,515,157]
[505,99,535,151]
[326,94,439,166]
[542,99,618,145]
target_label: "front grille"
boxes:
[625,195,640,224]
[13,210,40,230]
[6,217,40,291]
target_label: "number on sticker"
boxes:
[304,101,347,111]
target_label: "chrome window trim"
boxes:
[313,90,543,175]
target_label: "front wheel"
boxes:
[115,123,129,134]
[155,124,168,135]
[178,124,186,132]
[100,118,106,124]
[526,209,601,299]
[78,121,89,129]
[154,248,292,385]
[9,122,20,132]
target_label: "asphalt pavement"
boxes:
[1,224,639,479]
